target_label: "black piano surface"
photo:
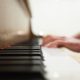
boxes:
[0,38,46,80]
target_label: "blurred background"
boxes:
[28,0,80,37]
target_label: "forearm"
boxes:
[74,34,80,39]
[63,40,80,52]
[64,43,80,52]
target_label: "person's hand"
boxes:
[43,39,65,48]
[42,35,65,46]
[42,35,80,52]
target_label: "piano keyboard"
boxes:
[0,38,46,80]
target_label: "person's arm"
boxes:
[74,33,80,39]
[59,37,80,52]
[42,35,80,52]
[63,41,80,52]
[42,35,65,46]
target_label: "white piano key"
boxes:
[42,47,80,80]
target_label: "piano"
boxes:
[0,0,80,80]
[0,37,46,80]
[0,37,80,80]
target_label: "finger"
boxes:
[44,40,65,48]
[42,35,65,46]
[44,40,60,48]
[45,42,58,48]
[42,35,55,46]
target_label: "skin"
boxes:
[64,34,80,52]
[42,35,65,46]
[42,34,80,52]
[74,34,80,39]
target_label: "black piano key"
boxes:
[4,45,41,50]
[0,56,41,60]
[0,60,43,65]
[16,37,40,46]
[0,51,41,55]
[0,65,46,80]
[0,73,45,80]
[0,46,41,53]
[0,45,44,60]
[0,65,45,73]
[0,49,40,52]
[0,37,46,80]
[0,60,45,67]
[0,51,43,60]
